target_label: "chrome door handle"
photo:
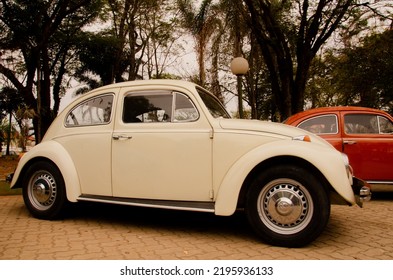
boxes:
[343,140,357,145]
[113,135,132,140]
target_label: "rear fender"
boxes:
[11,141,81,202]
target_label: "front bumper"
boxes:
[352,177,372,207]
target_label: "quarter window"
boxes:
[65,94,113,127]
[174,93,199,122]
[197,87,230,119]
[297,114,338,134]
[378,116,393,134]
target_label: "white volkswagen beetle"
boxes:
[10,80,370,247]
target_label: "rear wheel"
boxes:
[245,164,330,247]
[22,161,67,220]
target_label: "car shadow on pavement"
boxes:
[369,191,393,201]
[66,201,258,242]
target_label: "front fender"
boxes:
[11,140,81,202]
[214,140,356,216]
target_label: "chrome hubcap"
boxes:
[29,172,57,210]
[275,197,295,216]
[257,179,313,235]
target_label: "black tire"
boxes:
[22,161,67,220]
[245,164,330,247]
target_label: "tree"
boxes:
[104,0,143,82]
[75,31,127,89]
[0,0,103,142]
[329,29,393,114]
[131,0,181,79]
[242,0,391,121]
[304,53,339,108]
[177,0,221,86]
[0,86,22,155]
[15,105,36,152]
[211,0,250,112]
[75,0,182,91]
[244,34,276,120]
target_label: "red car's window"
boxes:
[344,114,381,134]
[297,114,338,134]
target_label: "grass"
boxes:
[0,180,21,196]
[0,155,21,196]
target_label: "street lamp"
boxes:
[230,57,249,119]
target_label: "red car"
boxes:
[285,106,393,189]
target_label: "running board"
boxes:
[366,181,393,192]
[77,194,215,213]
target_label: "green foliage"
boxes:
[177,0,220,85]
[305,52,341,108]
[0,0,105,142]
[0,87,22,114]
[0,87,22,154]
[151,73,181,80]
[1,0,393,129]
[326,29,393,114]
[76,31,126,86]
[0,180,21,196]
[241,0,393,120]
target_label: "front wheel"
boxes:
[245,165,330,247]
[22,161,67,220]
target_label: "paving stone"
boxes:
[1,195,393,260]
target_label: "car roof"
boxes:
[63,79,204,111]
[285,106,392,124]
[88,79,197,92]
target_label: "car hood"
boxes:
[218,118,330,145]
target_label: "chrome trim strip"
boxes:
[367,181,393,184]
[77,195,215,213]
[366,181,393,192]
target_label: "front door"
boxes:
[112,90,213,201]
[342,113,393,181]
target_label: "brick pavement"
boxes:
[1,194,393,260]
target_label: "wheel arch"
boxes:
[11,141,81,202]
[237,156,332,209]
[214,141,355,216]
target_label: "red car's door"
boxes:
[341,112,393,181]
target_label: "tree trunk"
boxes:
[6,111,12,156]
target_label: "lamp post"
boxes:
[230,57,249,119]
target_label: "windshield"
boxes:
[197,87,231,119]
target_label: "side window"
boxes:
[298,114,338,134]
[65,94,113,127]
[344,114,379,134]
[378,116,393,134]
[123,91,198,123]
[123,92,172,123]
